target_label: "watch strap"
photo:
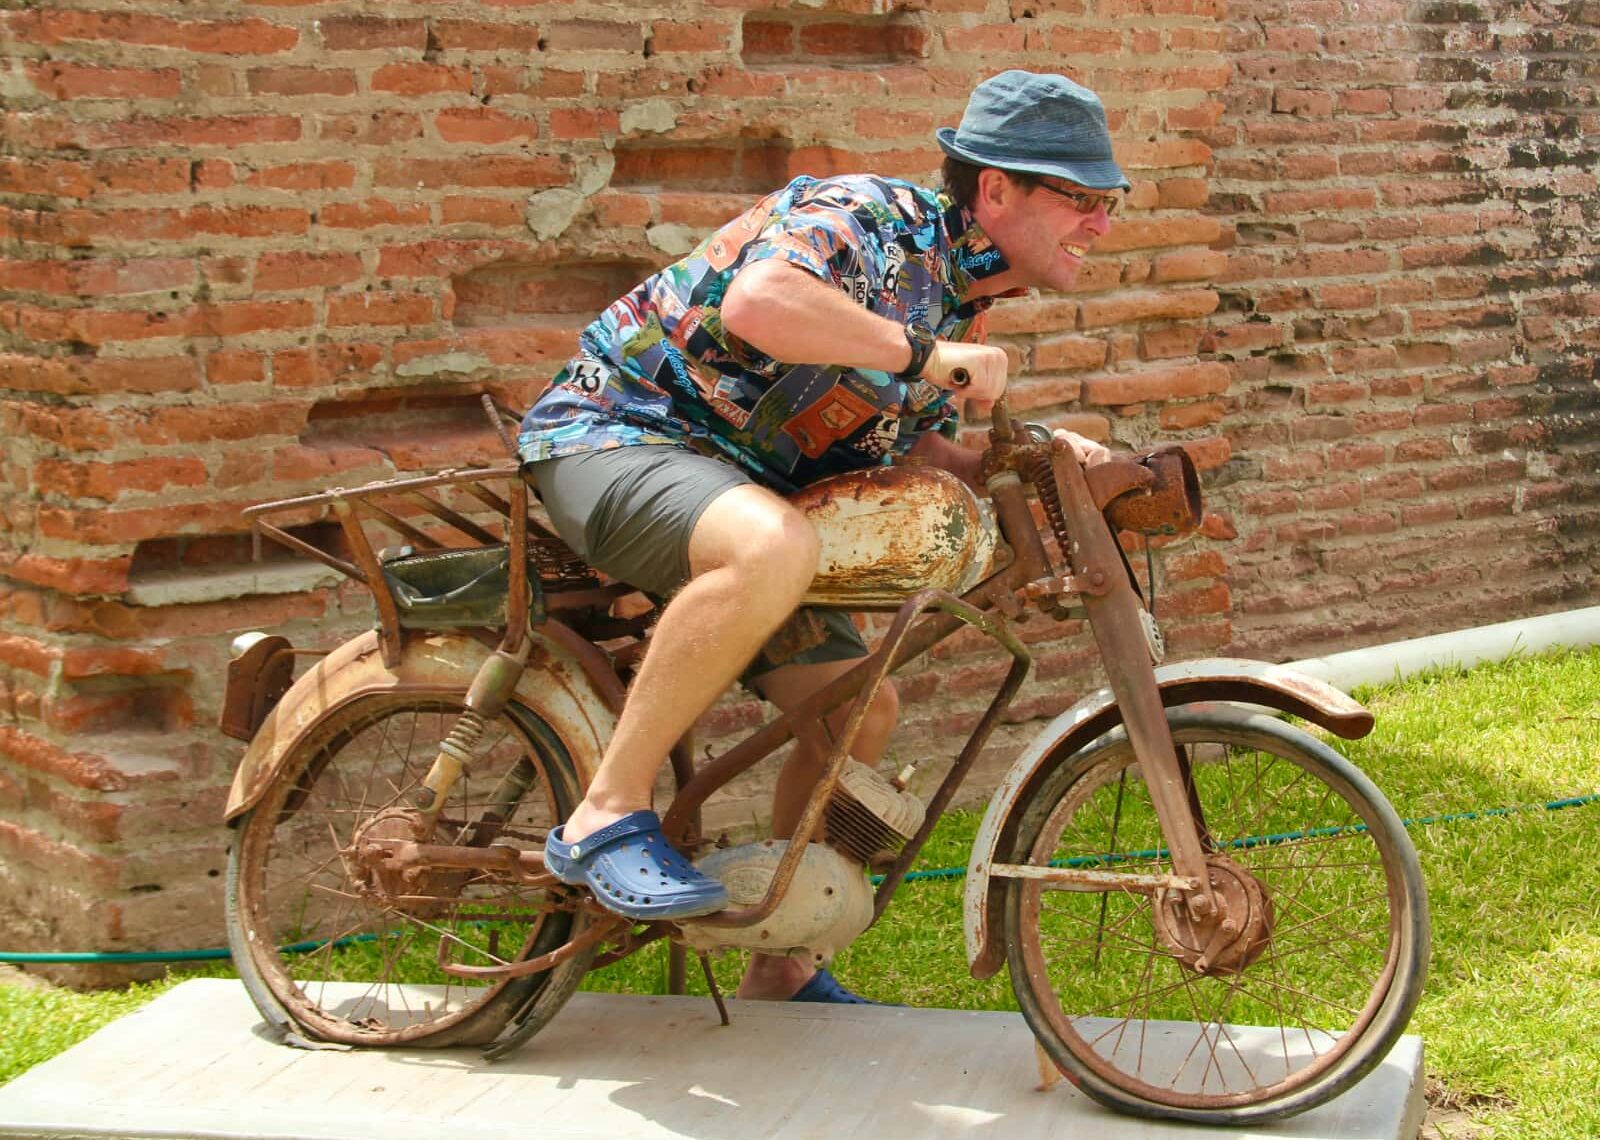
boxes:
[899,324,935,380]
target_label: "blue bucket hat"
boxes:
[937,70,1131,192]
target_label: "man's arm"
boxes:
[720,260,1007,402]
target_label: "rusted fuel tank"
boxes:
[790,465,998,607]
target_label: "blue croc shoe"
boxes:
[543,810,728,922]
[788,968,879,1005]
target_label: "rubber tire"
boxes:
[225,696,596,1049]
[1002,704,1430,1124]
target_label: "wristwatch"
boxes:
[898,323,935,381]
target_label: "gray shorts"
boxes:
[525,445,867,677]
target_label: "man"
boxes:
[520,70,1127,1003]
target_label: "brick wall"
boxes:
[0,0,1593,974]
[1202,0,1600,658]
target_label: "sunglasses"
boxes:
[1035,180,1123,216]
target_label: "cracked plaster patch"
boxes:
[395,351,491,378]
[525,153,616,241]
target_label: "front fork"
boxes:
[1048,443,1221,924]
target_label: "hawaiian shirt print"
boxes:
[517,174,1018,493]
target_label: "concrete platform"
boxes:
[0,979,1422,1140]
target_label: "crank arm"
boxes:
[989,862,1202,895]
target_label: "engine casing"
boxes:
[678,839,875,963]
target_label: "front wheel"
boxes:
[1003,705,1428,1123]
[226,693,595,1048]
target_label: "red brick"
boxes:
[126,401,309,446]
[28,62,181,100]
[1141,325,1204,359]
[372,63,473,95]
[1081,362,1230,405]
[3,554,131,595]
[326,292,434,327]
[0,156,191,201]
[650,19,732,52]
[320,16,426,51]
[33,457,208,502]
[592,192,654,228]
[271,442,389,482]
[374,156,566,189]
[376,239,528,278]
[0,633,55,676]
[441,197,526,227]
[1,354,202,397]
[1080,289,1219,328]
[0,727,154,792]
[186,205,310,238]
[247,67,357,97]
[1159,399,1225,429]
[254,251,364,292]
[1031,334,1106,372]
[320,200,431,230]
[271,342,383,388]
[245,162,357,192]
[945,24,1027,52]
[1328,442,1386,470]
[0,257,194,298]
[32,10,297,54]
[1151,249,1228,282]
[802,21,928,58]
[206,349,266,386]
[545,20,645,52]
[436,108,540,144]
[431,20,539,51]
[550,109,620,140]
[1396,501,1458,528]
[1095,216,1222,254]
[37,499,256,545]
[1007,375,1085,410]
[318,112,425,146]
[1272,88,1335,116]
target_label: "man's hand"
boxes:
[1054,428,1113,467]
[921,341,1007,403]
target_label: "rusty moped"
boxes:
[220,395,1428,1124]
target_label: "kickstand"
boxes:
[698,952,731,1027]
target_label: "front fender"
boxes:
[224,624,621,822]
[962,657,1373,979]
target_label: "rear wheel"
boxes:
[226,693,594,1047]
[1004,705,1428,1123]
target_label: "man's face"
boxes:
[976,171,1118,293]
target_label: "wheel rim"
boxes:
[234,695,574,1045]
[1014,719,1411,1111]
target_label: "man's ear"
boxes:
[975,167,1019,217]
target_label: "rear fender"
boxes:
[224,624,620,823]
[962,657,1373,979]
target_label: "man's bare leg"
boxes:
[736,655,900,1000]
[560,484,820,844]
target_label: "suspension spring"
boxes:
[415,709,487,813]
[439,708,487,767]
[1028,452,1074,570]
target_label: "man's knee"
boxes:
[822,676,899,749]
[691,488,819,600]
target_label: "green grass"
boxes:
[3,647,1599,1137]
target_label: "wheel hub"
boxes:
[1152,855,1274,976]
[345,808,465,917]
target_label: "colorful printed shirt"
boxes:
[517,174,1019,493]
